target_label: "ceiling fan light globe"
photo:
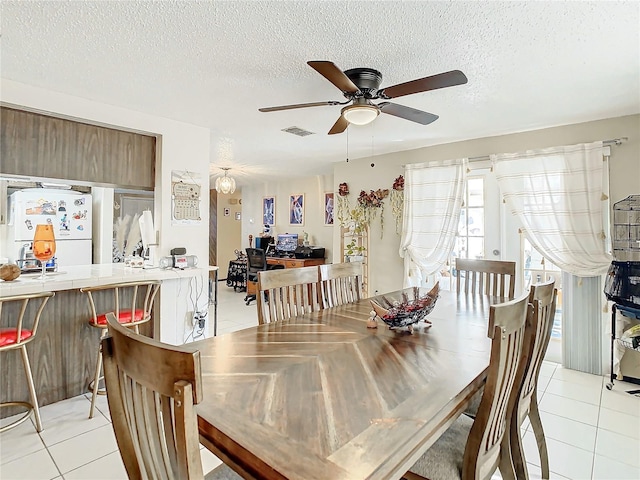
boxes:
[215,174,236,194]
[342,104,379,126]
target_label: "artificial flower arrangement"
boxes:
[356,188,389,238]
[336,182,391,238]
[390,175,404,234]
[336,182,351,227]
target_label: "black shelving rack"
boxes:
[606,303,640,392]
[604,195,640,394]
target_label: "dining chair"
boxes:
[462,278,557,479]
[244,247,284,305]
[456,258,516,299]
[102,312,240,480]
[256,265,321,324]
[404,291,532,480]
[81,280,160,419]
[319,261,363,308]
[510,278,557,479]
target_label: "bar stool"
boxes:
[81,280,160,419]
[0,291,54,433]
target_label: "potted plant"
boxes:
[346,207,367,235]
[345,239,366,262]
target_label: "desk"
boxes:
[266,256,325,268]
[196,290,495,479]
[246,257,325,299]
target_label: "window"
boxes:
[454,177,485,260]
[522,235,563,362]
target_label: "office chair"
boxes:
[244,248,283,305]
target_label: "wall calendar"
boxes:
[171,170,202,225]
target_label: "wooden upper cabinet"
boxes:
[0,107,156,189]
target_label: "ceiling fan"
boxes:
[259,61,468,135]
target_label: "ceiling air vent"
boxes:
[281,126,315,137]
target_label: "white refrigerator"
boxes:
[6,189,93,268]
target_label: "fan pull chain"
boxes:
[346,129,349,163]
[371,135,375,167]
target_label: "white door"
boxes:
[454,166,562,363]
[448,166,521,289]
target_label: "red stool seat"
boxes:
[93,309,146,326]
[81,281,160,419]
[0,291,53,434]
[0,328,33,347]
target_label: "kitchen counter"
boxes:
[0,263,213,297]
[1,263,219,417]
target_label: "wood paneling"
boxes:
[1,288,154,417]
[0,107,156,189]
[209,189,217,267]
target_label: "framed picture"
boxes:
[324,192,334,225]
[263,196,275,226]
[289,194,304,225]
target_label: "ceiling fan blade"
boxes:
[328,115,349,135]
[380,70,468,99]
[307,61,361,94]
[259,101,338,113]
[379,102,439,125]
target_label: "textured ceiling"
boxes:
[1,1,639,187]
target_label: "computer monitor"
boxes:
[276,233,298,254]
[255,236,272,251]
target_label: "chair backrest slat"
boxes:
[520,279,557,416]
[456,259,516,299]
[257,266,321,324]
[102,313,203,479]
[319,262,363,308]
[462,292,531,480]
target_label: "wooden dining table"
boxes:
[195,289,498,480]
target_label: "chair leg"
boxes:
[89,330,107,419]
[498,425,518,480]
[20,345,43,432]
[528,393,550,479]
[510,408,529,480]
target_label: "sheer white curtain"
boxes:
[399,159,467,288]
[492,141,612,374]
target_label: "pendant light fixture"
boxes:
[215,167,236,194]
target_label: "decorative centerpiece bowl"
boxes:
[370,283,440,333]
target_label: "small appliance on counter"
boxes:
[15,242,58,274]
[159,247,198,270]
[139,210,158,268]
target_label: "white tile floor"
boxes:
[1,285,639,479]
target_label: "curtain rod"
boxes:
[465,137,628,163]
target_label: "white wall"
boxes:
[334,114,640,295]
[1,79,211,344]
[241,175,334,259]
